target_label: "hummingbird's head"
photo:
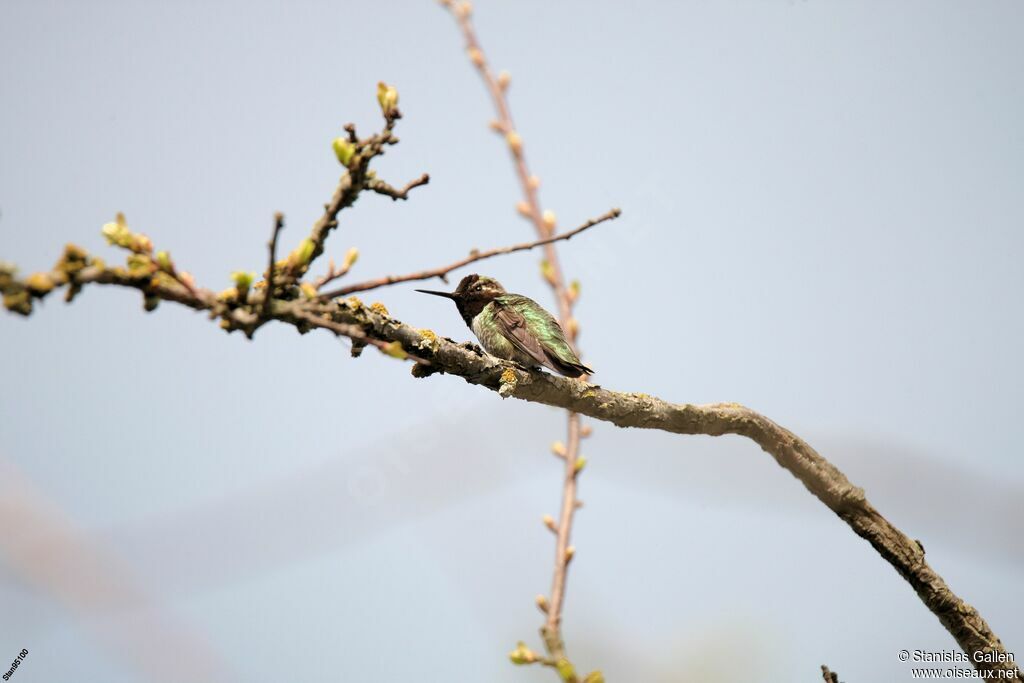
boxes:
[416,274,506,325]
[452,274,506,299]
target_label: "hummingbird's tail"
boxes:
[546,354,594,378]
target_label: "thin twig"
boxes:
[821,665,841,683]
[444,3,572,317]
[263,212,284,319]
[443,4,592,677]
[312,258,353,291]
[544,413,580,651]
[298,117,427,278]
[367,173,430,200]
[319,208,620,299]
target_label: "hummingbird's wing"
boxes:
[492,296,593,378]
[491,301,557,371]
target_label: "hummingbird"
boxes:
[416,274,593,378]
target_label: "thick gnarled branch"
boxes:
[4,255,1015,680]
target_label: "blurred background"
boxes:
[1,1,1021,681]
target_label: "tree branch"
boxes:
[1,256,1019,680]
[366,173,430,200]
[821,665,841,683]
[440,4,596,678]
[262,212,284,320]
[319,207,619,299]
[3,74,1016,683]
[291,112,427,281]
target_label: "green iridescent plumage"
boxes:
[416,274,592,378]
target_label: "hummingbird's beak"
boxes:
[415,289,457,299]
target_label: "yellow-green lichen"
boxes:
[369,301,389,316]
[416,328,439,352]
[498,368,518,398]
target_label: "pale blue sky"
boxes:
[1,1,1022,681]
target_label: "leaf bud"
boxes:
[508,642,537,666]
[332,137,355,166]
[376,81,399,118]
[505,130,522,154]
[542,209,557,231]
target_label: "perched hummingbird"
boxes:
[416,274,593,378]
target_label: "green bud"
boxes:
[288,238,316,269]
[0,262,17,290]
[3,290,33,316]
[540,259,557,286]
[508,642,537,666]
[100,213,151,254]
[332,137,355,166]
[555,658,575,681]
[376,81,399,117]
[574,456,587,474]
[155,250,173,271]
[57,244,89,276]
[24,272,55,295]
[231,270,256,292]
[101,213,131,248]
[126,254,155,277]
[129,233,153,254]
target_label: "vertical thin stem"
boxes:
[443,3,588,678]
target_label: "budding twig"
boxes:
[263,212,284,319]
[318,208,620,300]
[367,173,431,201]
[442,4,601,679]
